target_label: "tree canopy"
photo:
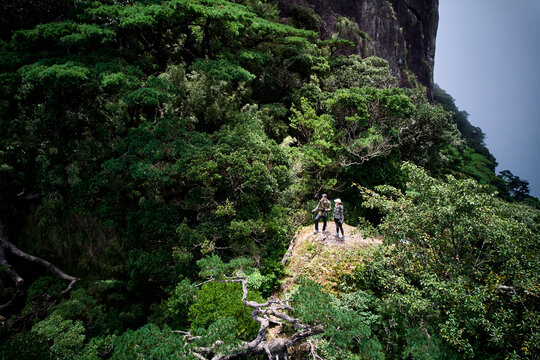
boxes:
[1,1,538,359]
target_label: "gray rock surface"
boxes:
[278,0,439,98]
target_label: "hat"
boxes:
[334,198,341,203]
[322,194,327,198]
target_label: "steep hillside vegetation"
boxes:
[277,164,540,359]
[0,1,538,359]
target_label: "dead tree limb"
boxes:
[179,276,324,360]
[0,223,79,310]
[281,231,298,265]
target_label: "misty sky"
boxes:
[435,0,540,197]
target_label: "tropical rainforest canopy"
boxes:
[0,1,538,359]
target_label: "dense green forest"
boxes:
[0,1,538,359]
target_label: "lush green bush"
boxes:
[350,162,540,358]
[111,323,186,360]
[293,278,384,359]
[32,314,86,360]
[189,281,263,340]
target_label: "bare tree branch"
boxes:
[307,340,325,360]
[497,284,539,299]
[340,136,398,167]
[0,224,79,296]
[180,275,325,360]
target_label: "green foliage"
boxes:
[434,84,491,158]
[124,75,176,112]
[290,96,339,173]
[318,38,355,57]
[325,87,416,166]
[190,58,256,82]
[362,162,539,285]
[258,258,285,297]
[164,278,198,328]
[188,281,263,340]
[111,323,188,360]
[19,62,90,88]
[0,331,52,360]
[354,162,540,358]
[288,81,428,200]
[78,335,116,360]
[498,169,532,201]
[0,1,528,359]
[126,248,181,296]
[288,5,322,31]
[50,288,120,337]
[334,17,371,52]
[19,282,121,359]
[26,275,64,299]
[135,255,269,356]
[398,100,462,175]
[4,279,127,360]
[443,146,507,196]
[294,278,384,359]
[324,55,397,90]
[432,84,509,195]
[32,314,86,360]
[111,319,243,359]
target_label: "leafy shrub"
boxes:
[111,324,185,360]
[32,314,86,360]
[21,276,64,314]
[352,162,540,358]
[51,288,119,337]
[126,248,180,296]
[188,281,263,340]
[164,278,198,328]
[293,278,384,359]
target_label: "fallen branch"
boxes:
[0,224,79,308]
[308,339,325,360]
[179,275,324,360]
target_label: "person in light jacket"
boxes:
[333,198,345,240]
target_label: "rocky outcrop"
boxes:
[280,225,381,293]
[278,0,439,97]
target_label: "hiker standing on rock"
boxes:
[333,198,345,240]
[311,194,331,234]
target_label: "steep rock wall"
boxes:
[278,0,439,97]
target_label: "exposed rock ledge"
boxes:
[280,224,382,293]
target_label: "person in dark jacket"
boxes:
[333,198,345,240]
[311,194,331,233]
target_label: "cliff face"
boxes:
[278,0,439,97]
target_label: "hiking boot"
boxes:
[341,235,345,241]
[335,233,339,238]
